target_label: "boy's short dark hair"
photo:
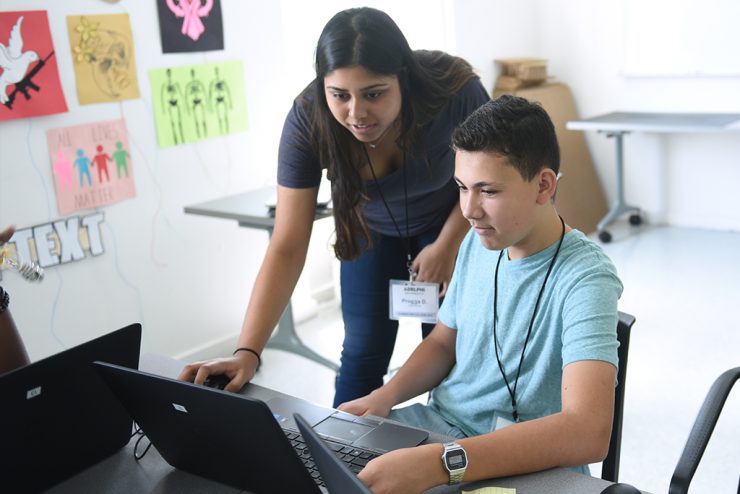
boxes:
[451,94,560,180]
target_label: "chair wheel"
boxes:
[629,214,642,226]
[598,230,612,243]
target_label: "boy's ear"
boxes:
[535,168,558,204]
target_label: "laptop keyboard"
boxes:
[284,430,380,487]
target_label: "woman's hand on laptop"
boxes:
[178,355,256,393]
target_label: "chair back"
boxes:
[668,366,740,494]
[601,311,636,482]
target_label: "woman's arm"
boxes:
[179,185,319,391]
[411,203,469,295]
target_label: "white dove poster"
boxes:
[0,10,68,121]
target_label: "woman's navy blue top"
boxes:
[277,78,489,237]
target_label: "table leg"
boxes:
[263,227,339,372]
[267,302,339,372]
[597,131,642,241]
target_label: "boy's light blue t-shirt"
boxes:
[430,228,623,438]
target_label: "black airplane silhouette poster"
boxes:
[0,10,68,121]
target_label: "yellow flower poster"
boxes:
[66,14,140,105]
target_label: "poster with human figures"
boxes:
[156,0,224,53]
[66,14,140,105]
[0,10,68,121]
[46,119,137,215]
[149,60,247,147]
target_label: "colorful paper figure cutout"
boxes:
[149,61,247,147]
[0,11,68,121]
[53,149,74,191]
[156,0,224,53]
[92,144,112,183]
[66,14,140,105]
[47,119,137,215]
[112,141,130,178]
[73,149,93,187]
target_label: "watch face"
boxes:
[445,449,467,470]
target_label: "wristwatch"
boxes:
[441,441,467,485]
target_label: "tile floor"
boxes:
[250,219,740,494]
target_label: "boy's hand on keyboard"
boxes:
[358,443,443,494]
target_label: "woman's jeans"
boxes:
[333,226,444,407]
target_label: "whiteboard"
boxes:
[623,0,740,77]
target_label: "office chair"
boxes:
[668,366,740,494]
[601,311,636,483]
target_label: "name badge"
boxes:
[388,279,439,324]
[493,414,516,431]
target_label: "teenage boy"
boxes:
[339,95,623,493]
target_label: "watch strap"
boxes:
[449,467,465,484]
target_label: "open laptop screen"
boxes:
[0,323,141,493]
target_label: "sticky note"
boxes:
[462,487,516,494]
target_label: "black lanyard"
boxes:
[362,146,414,279]
[492,215,565,423]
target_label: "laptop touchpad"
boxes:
[313,416,374,443]
[266,396,333,431]
[352,421,429,453]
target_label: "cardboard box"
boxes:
[495,57,548,82]
[493,82,608,235]
[494,75,544,91]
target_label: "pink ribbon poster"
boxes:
[156,0,224,53]
[0,10,68,122]
[46,119,137,215]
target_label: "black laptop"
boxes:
[93,361,429,493]
[295,412,373,494]
[0,323,141,493]
[267,394,429,454]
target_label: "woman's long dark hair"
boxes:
[301,7,478,260]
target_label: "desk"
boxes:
[184,187,337,372]
[47,354,650,494]
[566,112,740,242]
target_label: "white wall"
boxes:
[450,0,740,231]
[3,0,739,361]
[0,0,302,360]
[537,0,740,230]
[0,0,456,361]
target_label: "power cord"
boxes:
[131,423,153,460]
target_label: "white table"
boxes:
[46,354,651,494]
[184,187,338,372]
[567,112,740,242]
